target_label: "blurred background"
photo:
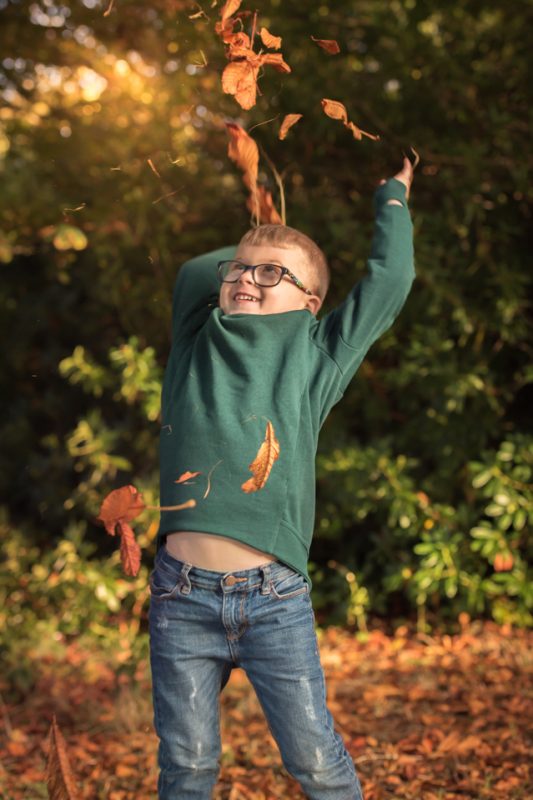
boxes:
[1,0,532,692]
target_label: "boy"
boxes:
[149,157,415,799]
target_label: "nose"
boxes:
[237,268,256,285]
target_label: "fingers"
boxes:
[378,148,419,199]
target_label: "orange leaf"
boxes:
[311,35,341,54]
[46,715,81,800]
[222,60,260,110]
[246,184,282,224]
[96,485,145,537]
[241,420,280,493]
[321,98,379,141]
[225,122,259,190]
[118,521,142,577]
[175,470,202,484]
[321,98,348,123]
[260,26,282,49]
[259,52,291,74]
[279,113,303,140]
[220,0,242,25]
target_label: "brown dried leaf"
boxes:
[222,60,260,110]
[46,715,81,800]
[346,120,380,141]
[321,98,379,141]
[260,26,282,49]
[259,52,291,74]
[321,98,348,122]
[96,485,145,537]
[241,420,280,493]
[175,470,202,484]
[220,0,242,24]
[118,521,142,577]
[225,122,259,190]
[310,35,341,54]
[245,184,283,224]
[279,113,303,140]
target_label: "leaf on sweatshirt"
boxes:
[46,715,81,800]
[241,421,280,493]
[279,113,303,140]
[96,485,145,537]
[321,98,380,141]
[310,35,341,54]
[175,470,202,484]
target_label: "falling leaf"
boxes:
[225,122,259,191]
[175,470,202,484]
[311,35,341,54]
[321,98,348,122]
[241,420,280,493]
[279,113,303,140]
[118,521,142,577]
[245,184,282,224]
[222,59,261,110]
[46,715,81,799]
[321,98,379,141]
[220,0,242,25]
[96,485,146,537]
[103,0,114,17]
[217,4,290,110]
[260,26,282,49]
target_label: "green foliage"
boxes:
[0,507,150,696]
[0,0,531,632]
[314,433,532,629]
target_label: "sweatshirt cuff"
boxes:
[374,177,408,208]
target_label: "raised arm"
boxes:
[171,244,238,342]
[311,170,415,392]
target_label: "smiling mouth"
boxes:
[233,293,259,302]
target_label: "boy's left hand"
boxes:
[380,148,419,202]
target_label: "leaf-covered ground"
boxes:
[0,622,531,799]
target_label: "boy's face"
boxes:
[219,244,322,316]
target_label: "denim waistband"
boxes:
[155,542,296,595]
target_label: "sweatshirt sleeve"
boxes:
[171,244,238,342]
[311,177,415,393]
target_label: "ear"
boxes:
[304,293,322,315]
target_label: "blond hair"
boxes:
[238,224,330,301]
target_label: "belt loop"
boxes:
[179,562,193,595]
[260,563,272,595]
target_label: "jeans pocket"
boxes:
[270,568,309,600]
[149,566,183,600]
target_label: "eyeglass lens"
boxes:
[220,261,282,286]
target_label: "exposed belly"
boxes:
[165,530,277,571]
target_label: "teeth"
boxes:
[235,294,257,301]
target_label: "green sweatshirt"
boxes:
[156,177,415,589]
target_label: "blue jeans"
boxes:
[148,544,363,799]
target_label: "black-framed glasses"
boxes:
[217,260,314,295]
